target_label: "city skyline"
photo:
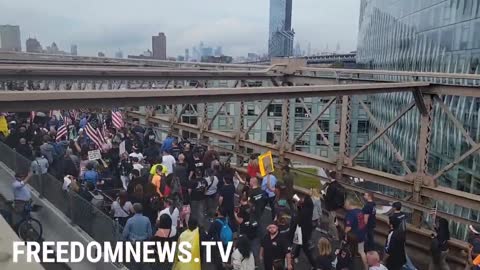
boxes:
[0,0,359,57]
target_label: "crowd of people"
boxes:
[2,111,480,270]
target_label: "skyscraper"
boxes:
[185,49,190,62]
[70,45,78,56]
[0,25,21,52]
[26,38,42,53]
[152,32,167,60]
[357,0,480,221]
[268,0,294,57]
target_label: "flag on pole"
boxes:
[112,109,124,130]
[85,123,103,149]
[56,124,67,141]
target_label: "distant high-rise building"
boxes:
[70,45,78,56]
[0,25,21,52]
[307,42,311,56]
[98,52,105,57]
[214,46,223,57]
[152,32,167,60]
[201,47,214,58]
[268,0,294,57]
[294,42,302,56]
[115,50,123,58]
[26,38,42,53]
[185,49,190,62]
[46,42,59,54]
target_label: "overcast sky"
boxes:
[0,0,360,57]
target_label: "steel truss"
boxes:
[1,59,480,231]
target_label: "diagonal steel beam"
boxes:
[433,95,476,146]
[433,143,480,180]
[412,88,428,116]
[358,99,412,174]
[292,98,336,154]
[350,101,416,162]
[243,100,274,135]
[207,102,226,129]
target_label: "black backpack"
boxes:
[325,181,346,211]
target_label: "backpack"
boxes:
[150,195,163,211]
[195,179,206,194]
[216,218,233,245]
[326,181,346,211]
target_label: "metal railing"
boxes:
[0,142,122,244]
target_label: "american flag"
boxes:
[69,110,79,122]
[85,123,103,149]
[56,124,67,141]
[112,109,124,130]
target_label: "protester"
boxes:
[12,172,33,224]
[161,150,176,175]
[363,192,376,251]
[429,217,450,270]
[30,150,49,176]
[344,198,367,270]
[293,194,316,267]
[262,170,277,220]
[122,203,152,241]
[231,235,255,270]
[157,198,179,238]
[316,237,334,270]
[219,175,236,220]
[247,154,260,178]
[323,173,345,241]
[260,223,293,270]
[310,188,322,228]
[173,218,201,270]
[16,137,33,160]
[204,168,219,219]
[188,169,207,226]
[208,207,233,270]
[111,190,134,226]
[249,176,265,222]
[384,216,407,270]
[367,251,388,270]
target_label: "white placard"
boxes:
[88,150,102,161]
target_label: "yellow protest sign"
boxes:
[258,151,274,177]
[0,116,9,137]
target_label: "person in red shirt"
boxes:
[247,154,260,178]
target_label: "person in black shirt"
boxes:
[208,207,231,270]
[384,217,406,270]
[235,194,257,239]
[174,153,189,197]
[260,223,293,270]
[188,169,207,227]
[293,194,316,268]
[219,175,236,221]
[362,192,376,251]
[389,201,406,232]
[248,177,265,222]
[429,217,450,270]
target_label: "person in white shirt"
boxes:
[204,168,219,219]
[129,146,144,162]
[157,198,179,238]
[161,150,176,175]
[131,157,144,173]
[367,251,388,270]
[111,191,134,226]
[231,236,255,270]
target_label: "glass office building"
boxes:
[357,0,480,236]
[269,0,295,57]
